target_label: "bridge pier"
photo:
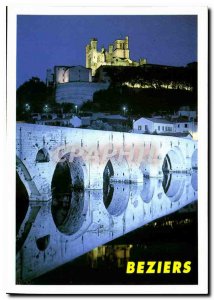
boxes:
[87,163,104,190]
[184,156,194,173]
[141,157,164,178]
[129,167,144,183]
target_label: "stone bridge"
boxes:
[16,123,198,202]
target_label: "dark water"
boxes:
[31,203,198,285]
[16,171,198,285]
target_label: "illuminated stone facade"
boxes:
[86,36,147,76]
[55,81,109,105]
[54,65,92,84]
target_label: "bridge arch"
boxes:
[35,148,50,163]
[103,156,130,183]
[52,154,88,191]
[70,157,88,189]
[162,146,185,173]
[51,158,72,196]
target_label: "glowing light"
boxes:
[25,103,30,111]
[122,106,127,116]
[43,104,49,112]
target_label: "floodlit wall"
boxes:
[55,82,109,106]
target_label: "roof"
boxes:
[175,120,196,124]
[100,114,127,120]
[54,65,86,70]
[81,116,91,120]
[138,117,173,125]
[179,106,191,111]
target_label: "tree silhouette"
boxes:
[16,77,55,120]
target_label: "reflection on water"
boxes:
[16,172,198,284]
[162,173,185,202]
[88,245,133,269]
[16,172,29,235]
[51,191,86,235]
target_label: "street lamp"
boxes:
[123,106,127,116]
[75,105,78,114]
[25,103,30,112]
[44,104,49,113]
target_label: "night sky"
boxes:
[17,15,197,88]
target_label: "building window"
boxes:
[165,126,168,131]
[185,124,188,128]
[177,124,180,128]
[162,126,164,131]
[145,125,148,132]
[138,125,142,131]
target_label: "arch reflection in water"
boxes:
[191,149,198,170]
[51,190,87,235]
[140,177,156,203]
[36,235,50,251]
[191,171,198,192]
[16,173,198,283]
[103,182,130,216]
[162,173,186,202]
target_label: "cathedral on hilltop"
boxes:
[46,35,196,106]
[46,35,147,85]
[86,36,147,76]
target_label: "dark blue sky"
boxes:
[17,15,197,87]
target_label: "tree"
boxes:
[60,103,75,113]
[89,120,112,131]
[16,77,55,120]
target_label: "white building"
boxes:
[133,117,174,134]
[35,115,82,128]
[133,117,198,140]
[70,116,82,128]
[176,106,197,120]
[55,81,109,106]
[53,65,92,85]
[174,120,197,134]
[31,113,58,121]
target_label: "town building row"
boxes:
[28,106,197,140]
